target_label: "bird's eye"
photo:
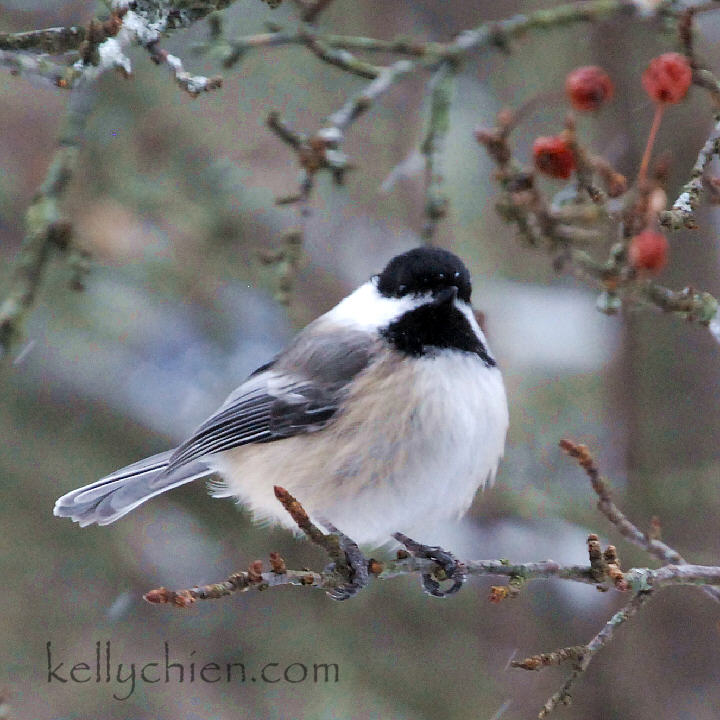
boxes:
[398,284,406,294]
[438,273,445,280]
[453,271,461,279]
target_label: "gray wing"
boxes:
[165,323,377,474]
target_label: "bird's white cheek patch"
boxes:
[324,281,421,332]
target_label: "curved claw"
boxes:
[393,532,466,598]
[323,522,369,601]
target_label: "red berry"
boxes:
[628,229,669,272]
[566,66,614,111]
[532,135,575,179]
[642,52,692,104]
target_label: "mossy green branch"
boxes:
[0,86,94,357]
[0,25,87,54]
[641,282,719,323]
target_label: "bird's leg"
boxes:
[393,532,466,598]
[320,522,369,601]
[273,487,369,600]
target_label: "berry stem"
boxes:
[637,103,664,186]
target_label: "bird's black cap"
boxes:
[376,247,472,303]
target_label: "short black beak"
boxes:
[432,285,458,307]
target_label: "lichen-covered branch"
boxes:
[325,59,414,133]
[148,45,223,96]
[639,281,718,323]
[0,25,86,54]
[0,1,244,355]
[420,61,455,243]
[311,0,642,62]
[320,32,443,57]
[220,0,714,67]
[0,83,95,357]
[0,1,242,88]
[302,31,382,79]
[117,0,238,28]
[659,115,720,229]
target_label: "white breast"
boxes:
[209,351,508,547]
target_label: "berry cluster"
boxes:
[528,53,693,274]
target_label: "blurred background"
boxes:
[2,1,720,718]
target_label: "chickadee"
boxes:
[54,247,508,548]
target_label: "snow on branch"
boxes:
[4,1,720,354]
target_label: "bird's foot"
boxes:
[322,522,369,601]
[393,532,466,598]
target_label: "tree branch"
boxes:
[143,549,720,607]
[659,114,720,229]
[325,59,414,134]
[559,439,682,564]
[4,0,717,349]
[0,1,244,354]
[0,25,86,54]
[301,30,382,79]
[420,61,455,243]
[475,107,720,328]
[143,458,720,606]
[0,83,95,357]
[518,591,653,719]
[560,438,720,603]
[137,438,720,715]
[147,44,223,96]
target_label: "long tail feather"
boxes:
[54,451,211,527]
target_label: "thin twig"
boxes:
[560,440,682,563]
[531,592,652,718]
[420,61,455,243]
[560,439,720,603]
[302,31,381,79]
[510,440,720,716]
[638,102,664,187]
[325,60,414,133]
[659,115,720,229]
[148,44,223,96]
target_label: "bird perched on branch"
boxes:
[55,247,508,552]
